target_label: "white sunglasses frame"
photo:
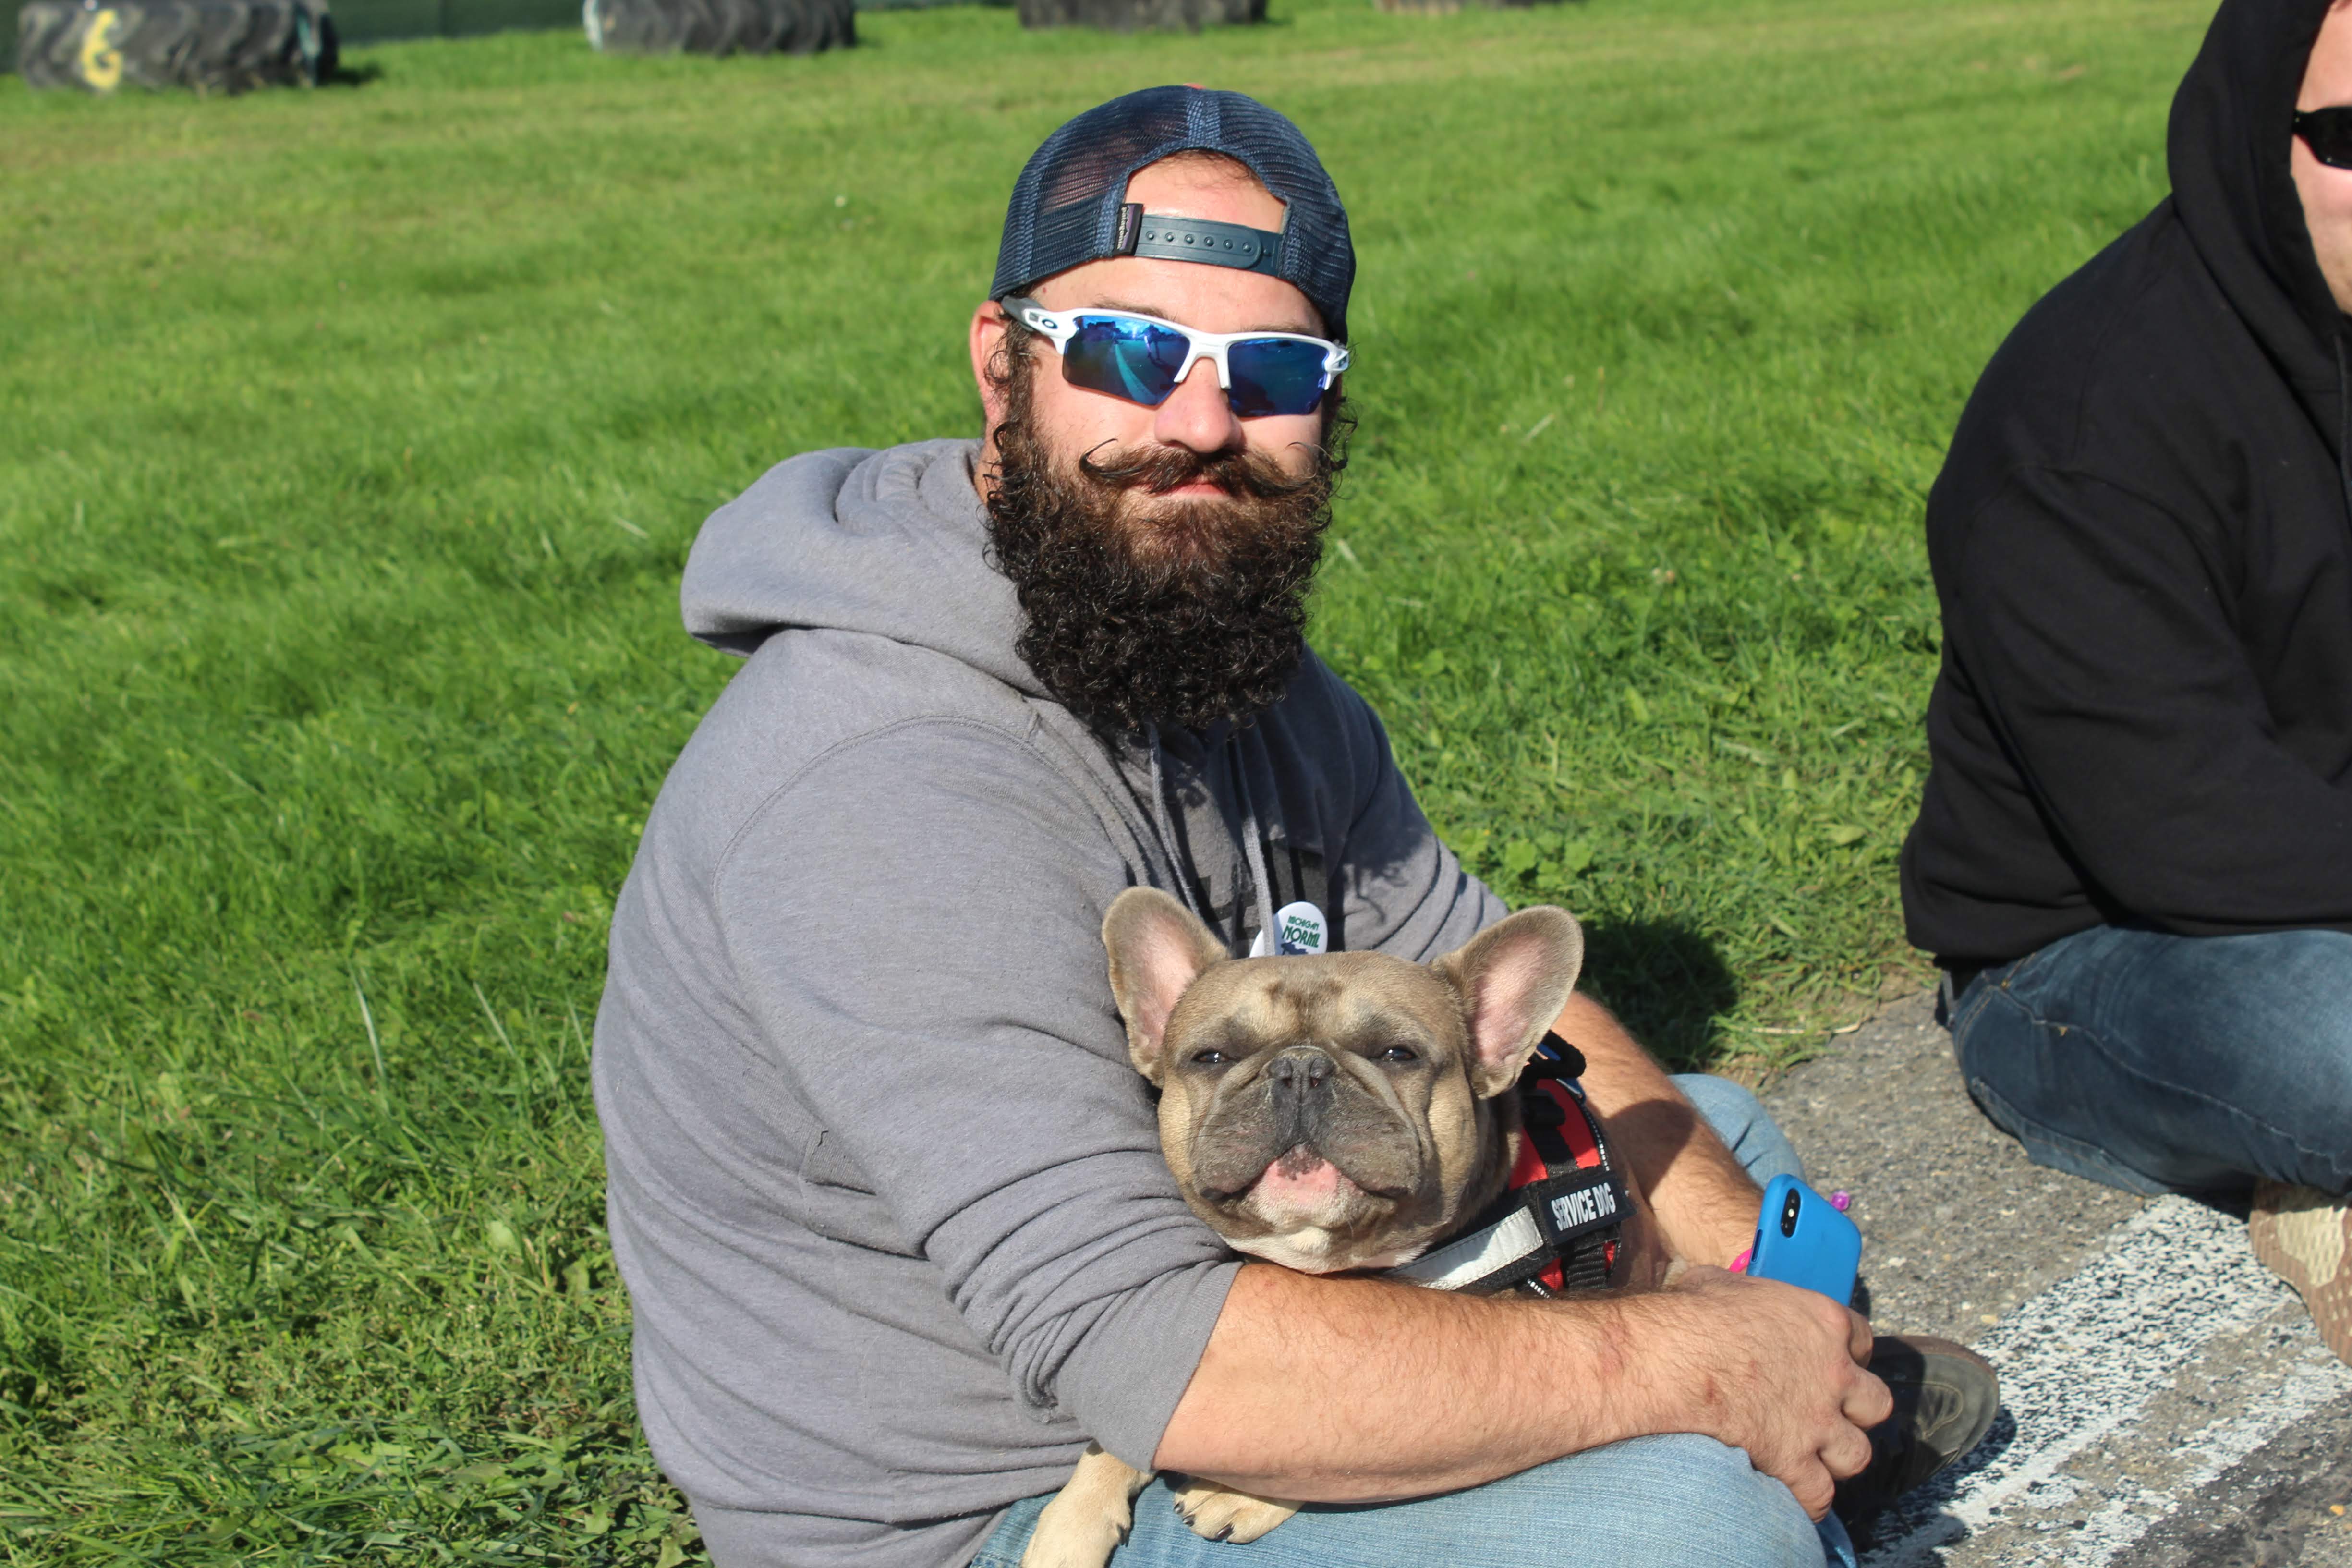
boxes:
[1003,295,1350,413]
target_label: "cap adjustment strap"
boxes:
[1121,209,1283,274]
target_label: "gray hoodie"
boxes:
[592,438,1503,1568]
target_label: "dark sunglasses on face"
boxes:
[2296,106,2352,169]
[1003,296,1349,419]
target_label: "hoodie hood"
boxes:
[681,438,1050,699]
[2170,0,2347,413]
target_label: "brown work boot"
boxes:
[2250,1181,2352,1365]
[1834,1334,2000,1528]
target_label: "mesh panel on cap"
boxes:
[990,85,1354,340]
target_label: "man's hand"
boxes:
[1654,1264,1890,1519]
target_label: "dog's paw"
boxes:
[1020,1447,1146,1568]
[1019,1503,1129,1568]
[1171,1481,1297,1544]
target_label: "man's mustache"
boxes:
[1078,439,1324,500]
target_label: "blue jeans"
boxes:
[970,1075,1857,1568]
[1947,924,2352,1196]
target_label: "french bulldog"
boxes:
[1019,887,1594,1568]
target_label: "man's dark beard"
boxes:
[983,341,1344,737]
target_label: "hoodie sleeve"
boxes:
[1953,466,2352,930]
[709,718,1239,1472]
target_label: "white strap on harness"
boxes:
[1384,1208,1547,1292]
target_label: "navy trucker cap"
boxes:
[990,85,1355,340]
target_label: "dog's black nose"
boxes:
[1268,1047,1335,1148]
[1268,1047,1334,1092]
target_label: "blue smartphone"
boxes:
[1746,1175,1862,1305]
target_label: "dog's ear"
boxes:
[1432,907,1585,1098]
[1103,887,1228,1084]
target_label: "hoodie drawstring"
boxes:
[1145,724,1211,929]
[1144,723,1283,959]
[1230,744,1279,958]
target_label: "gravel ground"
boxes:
[1756,993,2352,1568]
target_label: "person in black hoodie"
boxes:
[1902,0,2352,1363]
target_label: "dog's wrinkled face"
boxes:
[1103,889,1584,1274]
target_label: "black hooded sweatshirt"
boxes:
[1901,0,2352,965]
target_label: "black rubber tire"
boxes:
[584,0,849,54]
[16,0,337,91]
[1016,0,1258,30]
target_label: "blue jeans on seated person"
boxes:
[1946,924,2352,1196]
[970,1074,1858,1568]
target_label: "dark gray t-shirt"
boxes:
[592,439,1502,1568]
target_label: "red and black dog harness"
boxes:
[1382,1033,1630,1297]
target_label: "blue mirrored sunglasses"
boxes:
[1005,296,1349,419]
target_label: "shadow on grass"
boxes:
[1578,916,1740,1071]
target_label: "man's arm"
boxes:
[1155,1259,1889,1520]
[1551,992,1762,1269]
[715,724,1252,1471]
[1949,469,2352,930]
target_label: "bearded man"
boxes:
[594,88,1987,1568]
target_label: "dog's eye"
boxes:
[1378,1046,1419,1065]
[1190,1048,1233,1067]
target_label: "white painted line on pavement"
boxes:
[1864,1196,2352,1566]
[2069,1339,2352,1566]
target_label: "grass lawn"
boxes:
[1,0,2206,1557]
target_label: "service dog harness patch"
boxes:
[1382,1034,1629,1297]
